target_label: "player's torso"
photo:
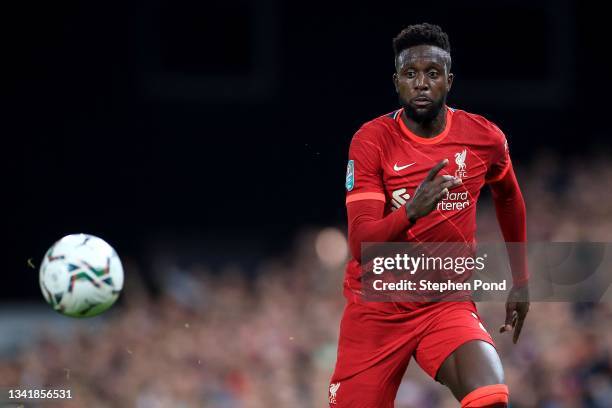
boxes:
[375,108,494,242]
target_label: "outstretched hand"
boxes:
[405,159,462,222]
[500,285,530,344]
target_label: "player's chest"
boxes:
[381,141,488,205]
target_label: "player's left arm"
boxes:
[489,165,529,344]
[486,127,529,344]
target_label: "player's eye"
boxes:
[428,71,439,78]
[405,71,416,78]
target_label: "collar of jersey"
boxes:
[395,106,454,145]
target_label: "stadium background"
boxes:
[3,0,612,406]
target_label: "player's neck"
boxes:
[401,106,448,139]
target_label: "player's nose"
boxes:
[414,73,428,90]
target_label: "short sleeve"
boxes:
[485,123,511,184]
[345,129,386,204]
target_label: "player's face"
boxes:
[393,45,453,124]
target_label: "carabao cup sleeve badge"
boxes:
[346,160,355,191]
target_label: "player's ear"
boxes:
[393,73,399,93]
[447,72,454,91]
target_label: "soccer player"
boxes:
[329,24,529,407]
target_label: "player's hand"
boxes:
[499,285,530,344]
[405,159,462,222]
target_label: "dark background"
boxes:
[4,0,607,299]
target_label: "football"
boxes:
[39,234,124,317]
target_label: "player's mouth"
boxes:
[411,96,432,107]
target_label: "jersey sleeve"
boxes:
[485,123,511,184]
[345,128,386,204]
[489,165,529,286]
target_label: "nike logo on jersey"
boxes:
[393,162,416,171]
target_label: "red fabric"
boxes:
[343,108,521,299]
[346,199,411,262]
[329,301,495,407]
[489,165,529,286]
[460,384,509,407]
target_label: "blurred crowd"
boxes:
[1,152,612,408]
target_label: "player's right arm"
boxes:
[346,132,460,262]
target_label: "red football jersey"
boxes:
[344,106,511,302]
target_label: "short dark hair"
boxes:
[393,23,451,57]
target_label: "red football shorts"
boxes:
[328,300,495,407]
